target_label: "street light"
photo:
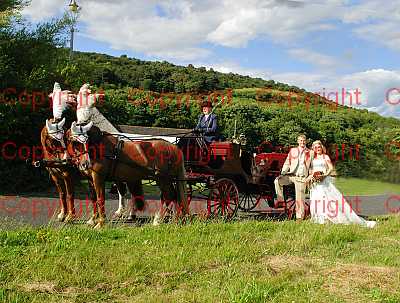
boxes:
[68,0,80,59]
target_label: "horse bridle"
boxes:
[47,121,68,159]
[69,123,91,166]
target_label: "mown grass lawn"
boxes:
[1,216,400,302]
[335,178,400,196]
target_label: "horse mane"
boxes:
[87,124,109,145]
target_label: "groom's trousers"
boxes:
[274,175,306,219]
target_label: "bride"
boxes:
[306,140,376,228]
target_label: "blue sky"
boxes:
[23,0,400,118]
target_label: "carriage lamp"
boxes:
[68,0,80,59]
[69,0,79,12]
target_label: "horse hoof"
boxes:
[64,214,75,223]
[153,214,161,226]
[127,214,136,221]
[57,212,66,222]
[94,222,104,229]
[113,209,125,219]
[86,217,96,226]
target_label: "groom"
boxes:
[274,134,312,220]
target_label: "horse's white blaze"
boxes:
[83,143,91,168]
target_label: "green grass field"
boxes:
[335,178,400,196]
[1,216,400,302]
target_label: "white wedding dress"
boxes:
[309,157,376,228]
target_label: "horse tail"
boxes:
[176,150,188,215]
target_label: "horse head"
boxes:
[67,120,94,171]
[44,117,69,160]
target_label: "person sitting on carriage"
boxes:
[194,100,218,143]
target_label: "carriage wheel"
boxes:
[238,191,258,211]
[285,199,310,220]
[239,185,275,211]
[207,178,239,220]
[286,198,296,220]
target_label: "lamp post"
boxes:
[68,0,80,60]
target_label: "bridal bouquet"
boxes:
[312,171,325,183]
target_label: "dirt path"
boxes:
[0,191,398,226]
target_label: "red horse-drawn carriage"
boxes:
[175,133,297,220]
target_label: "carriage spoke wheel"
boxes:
[285,198,296,220]
[238,191,258,211]
[207,178,239,220]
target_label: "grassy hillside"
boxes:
[1,217,400,302]
[69,51,305,94]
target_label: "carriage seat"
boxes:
[209,141,234,159]
[254,152,287,177]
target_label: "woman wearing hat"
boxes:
[194,101,218,142]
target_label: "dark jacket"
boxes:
[195,113,217,142]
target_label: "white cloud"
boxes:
[206,0,342,47]
[342,0,400,52]
[22,0,65,22]
[339,69,400,112]
[22,0,346,60]
[354,22,400,52]
[21,0,400,62]
[275,68,400,118]
[287,48,338,69]
[205,61,400,119]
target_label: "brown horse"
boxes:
[40,118,79,222]
[66,121,188,228]
[40,119,133,224]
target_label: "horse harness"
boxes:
[105,137,172,180]
[107,137,125,180]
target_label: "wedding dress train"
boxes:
[309,158,376,228]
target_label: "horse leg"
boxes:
[176,161,189,220]
[92,174,106,229]
[126,180,145,221]
[153,181,175,226]
[113,182,127,219]
[63,176,75,223]
[86,180,98,226]
[51,174,67,222]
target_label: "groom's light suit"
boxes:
[274,147,313,219]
